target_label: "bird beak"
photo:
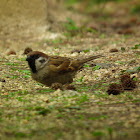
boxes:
[26,56,31,61]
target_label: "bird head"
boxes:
[26,51,49,73]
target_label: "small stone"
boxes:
[4,92,9,95]
[91,95,95,99]
[0,82,2,89]
[0,78,5,82]
[114,75,119,78]
[45,99,49,103]
[23,119,28,124]
[51,83,63,90]
[109,48,119,53]
[62,84,76,90]
[53,89,61,94]
[112,69,116,73]
[71,49,83,54]
[7,50,16,55]
[23,47,33,55]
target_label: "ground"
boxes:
[0,0,140,140]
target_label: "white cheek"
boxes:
[35,57,49,71]
[35,61,42,71]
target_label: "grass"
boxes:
[131,44,140,49]
[4,62,19,66]
[63,17,81,37]
[131,4,140,15]
[0,0,140,139]
[93,65,101,70]
[63,18,98,37]
[38,88,55,93]
[45,38,65,46]
[0,51,139,139]
[0,88,139,139]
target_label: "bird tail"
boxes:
[79,55,103,64]
[69,55,103,70]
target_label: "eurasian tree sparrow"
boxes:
[26,51,102,86]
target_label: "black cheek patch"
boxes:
[28,59,37,73]
[26,55,40,73]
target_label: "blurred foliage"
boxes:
[131,44,140,50]
[65,0,127,5]
[64,18,79,32]
[131,4,140,15]
[63,18,97,37]
[63,17,80,37]
[64,0,129,14]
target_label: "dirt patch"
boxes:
[0,0,140,139]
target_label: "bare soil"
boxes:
[0,0,140,140]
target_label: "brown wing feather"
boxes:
[49,55,103,72]
[49,56,71,66]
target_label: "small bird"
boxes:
[26,51,102,86]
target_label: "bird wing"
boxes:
[49,56,72,73]
[48,55,103,73]
[49,56,71,66]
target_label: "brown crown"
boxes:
[27,51,48,58]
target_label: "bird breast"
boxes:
[31,64,50,83]
[31,65,76,86]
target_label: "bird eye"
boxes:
[39,59,45,63]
